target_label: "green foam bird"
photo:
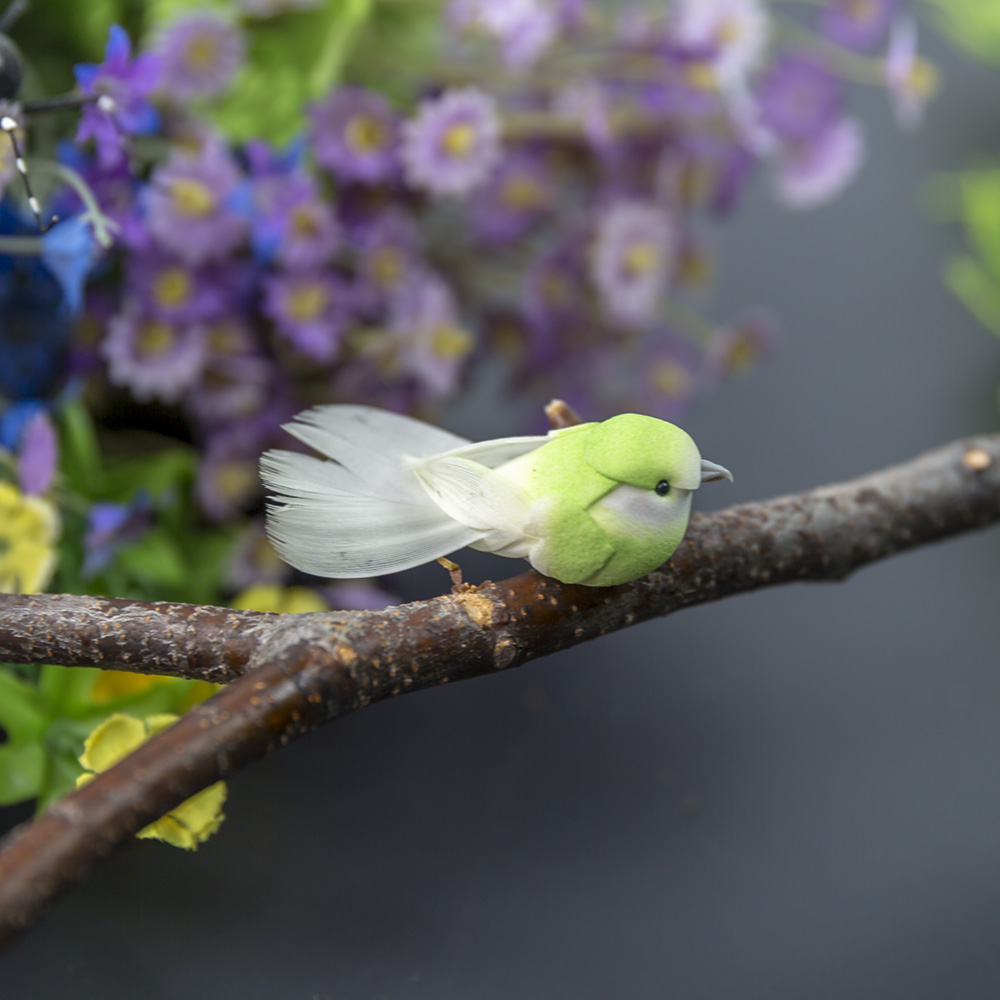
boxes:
[260,405,732,587]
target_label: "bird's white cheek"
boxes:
[589,484,693,539]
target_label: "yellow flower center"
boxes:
[291,204,321,239]
[725,336,757,373]
[685,61,717,91]
[153,267,193,308]
[847,0,875,19]
[541,273,570,306]
[287,282,328,321]
[651,360,692,398]
[441,122,476,158]
[345,113,387,153]
[623,241,659,276]
[215,461,257,502]
[169,178,217,217]
[715,16,741,47]
[208,320,242,354]
[907,59,939,99]
[372,247,402,288]
[184,35,220,72]
[678,246,711,288]
[502,174,544,211]
[431,325,473,360]
[137,320,175,357]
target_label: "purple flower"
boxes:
[590,200,676,328]
[820,0,900,51]
[263,270,351,362]
[196,443,259,522]
[187,317,276,428]
[127,250,232,323]
[773,116,865,209]
[102,303,207,403]
[638,329,704,422]
[552,80,614,155]
[451,0,558,69]
[355,210,421,304]
[757,56,843,141]
[54,143,143,246]
[522,236,590,354]
[74,25,162,168]
[144,141,248,266]
[710,140,757,217]
[323,581,397,610]
[310,88,400,185]
[401,87,502,197]
[884,17,937,129]
[389,273,474,399]
[192,353,275,428]
[669,0,770,90]
[273,185,341,270]
[704,310,777,382]
[471,147,554,244]
[156,12,245,101]
[18,411,57,496]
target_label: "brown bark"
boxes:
[0,433,998,945]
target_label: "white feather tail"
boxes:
[261,406,549,579]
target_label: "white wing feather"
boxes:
[411,456,533,533]
[261,405,546,579]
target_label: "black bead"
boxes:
[655,480,670,496]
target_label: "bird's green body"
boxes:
[261,406,731,587]
[481,416,705,585]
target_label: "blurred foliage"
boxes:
[925,1,1000,406]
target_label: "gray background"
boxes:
[6,27,1000,1000]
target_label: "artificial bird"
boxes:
[260,405,732,587]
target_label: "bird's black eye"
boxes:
[655,480,670,497]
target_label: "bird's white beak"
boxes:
[700,459,733,484]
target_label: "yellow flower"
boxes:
[89,670,220,712]
[89,671,171,703]
[231,583,329,614]
[0,482,59,594]
[76,713,226,850]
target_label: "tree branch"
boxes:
[0,433,998,946]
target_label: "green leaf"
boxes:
[116,530,189,589]
[0,742,46,806]
[922,0,1000,69]
[945,255,1000,338]
[38,663,71,713]
[959,171,1000,281]
[36,751,85,813]
[309,0,373,95]
[102,446,197,503]
[59,667,102,718]
[0,669,46,742]
[58,401,104,498]
[208,0,374,144]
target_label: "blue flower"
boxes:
[40,215,103,315]
[74,25,162,168]
[0,206,74,401]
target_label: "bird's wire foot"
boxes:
[436,557,469,594]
